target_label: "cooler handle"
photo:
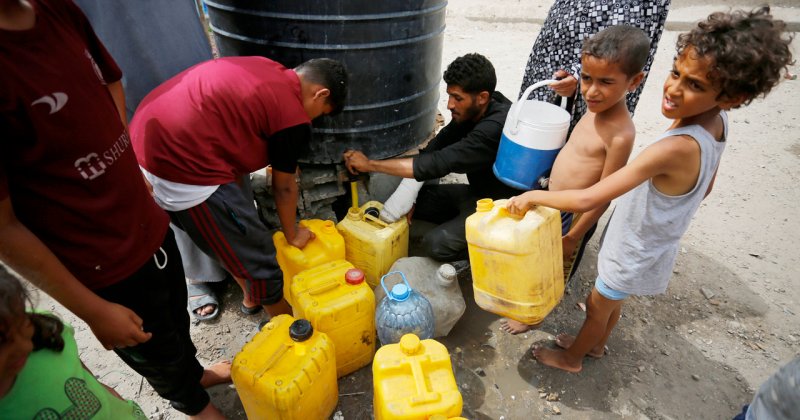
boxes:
[511,79,559,135]
[380,271,410,298]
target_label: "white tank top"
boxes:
[598,112,728,295]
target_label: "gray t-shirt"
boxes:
[598,112,728,295]
[74,0,212,120]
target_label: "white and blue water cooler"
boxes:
[493,80,571,190]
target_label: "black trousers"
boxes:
[95,229,209,415]
[413,184,478,262]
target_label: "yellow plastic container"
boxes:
[273,219,346,305]
[465,198,564,325]
[429,416,468,420]
[337,201,409,288]
[232,314,338,420]
[291,260,376,377]
[373,334,462,420]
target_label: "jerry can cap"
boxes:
[289,319,314,342]
[399,334,421,355]
[390,283,410,301]
[345,268,365,285]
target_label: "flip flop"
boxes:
[240,302,262,315]
[188,282,220,321]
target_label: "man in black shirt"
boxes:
[344,53,517,262]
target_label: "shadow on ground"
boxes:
[201,231,766,419]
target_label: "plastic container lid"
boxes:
[437,264,457,284]
[399,334,421,355]
[390,283,410,301]
[345,268,365,285]
[289,319,314,342]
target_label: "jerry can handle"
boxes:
[364,211,390,228]
[380,271,410,297]
[510,79,559,135]
[308,280,339,296]
[497,205,524,220]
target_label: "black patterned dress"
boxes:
[519,0,671,129]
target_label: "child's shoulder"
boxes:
[591,108,636,147]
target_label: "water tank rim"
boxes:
[204,1,446,22]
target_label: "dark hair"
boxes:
[582,25,651,77]
[676,6,794,107]
[0,267,64,352]
[295,58,349,115]
[443,53,497,94]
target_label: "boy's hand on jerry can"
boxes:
[289,226,315,249]
[505,195,530,215]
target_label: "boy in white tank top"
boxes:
[506,7,793,373]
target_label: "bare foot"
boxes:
[500,318,541,334]
[554,333,607,358]
[200,361,232,388]
[532,345,582,373]
[189,402,226,420]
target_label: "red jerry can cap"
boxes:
[345,268,365,285]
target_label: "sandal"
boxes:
[240,302,262,315]
[188,282,220,321]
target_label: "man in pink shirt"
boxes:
[131,56,348,318]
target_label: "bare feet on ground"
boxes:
[532,345,582,373]
[500,318,541,334]
[554,333,607,358]
[200,361,232,388]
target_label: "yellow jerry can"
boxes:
[231,315,337,420]
[291,260,376,377]
[273,219,345,305]
[336,201,409,288]
[465,198,564,325]
[373,334,462,420]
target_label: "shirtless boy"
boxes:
[501,25,650,334]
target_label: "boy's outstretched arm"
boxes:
[507,136,687,214]
[563,134,634,258]
[0,197,152,350]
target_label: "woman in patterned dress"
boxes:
[519,0,671,129]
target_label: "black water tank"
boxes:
[206,1,446,164]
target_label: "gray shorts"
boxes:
[169,179,283,305]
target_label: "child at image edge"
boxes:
[502,25,651,334]
[506,7,794,373]
[0,268,146,418]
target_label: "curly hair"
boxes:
[443,53,497,94]
[0,267,64,352]
[677,6,794,107]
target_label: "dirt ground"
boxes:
[27,1,800,419]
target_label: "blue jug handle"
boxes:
[380,271,410,297]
